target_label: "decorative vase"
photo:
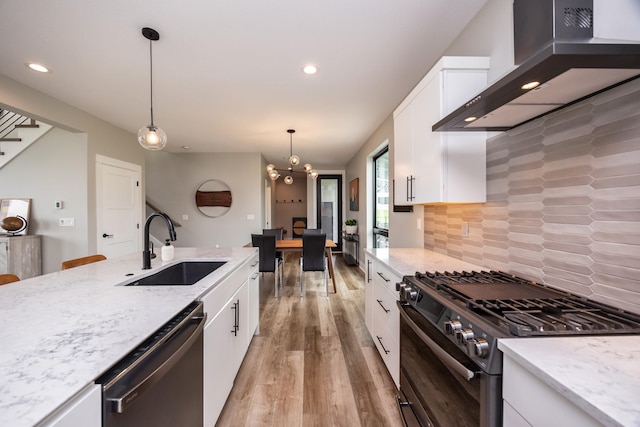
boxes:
[345,225,357,235]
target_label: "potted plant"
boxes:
[345,219,357,234]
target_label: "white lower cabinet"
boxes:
[37,383,101,427]
[502,355,601,427]
[202,253,258,426]
[365,255,401,388]
[247,253,260,338]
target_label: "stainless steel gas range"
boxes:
[395,270,640,427]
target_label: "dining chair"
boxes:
[0,274,20,285]
[61,254,107,270]
[251,234,284,297]
[302,228,324,235]
[300,233,328,297]
[262,228,284,263]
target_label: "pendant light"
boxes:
[266,129,318,185]
[138,27,167,150]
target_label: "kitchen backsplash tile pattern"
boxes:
[424,77,640,314]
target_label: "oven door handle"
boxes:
[398,303,477,381]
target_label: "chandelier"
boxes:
[266,129,318,185]
[138,27,167,150]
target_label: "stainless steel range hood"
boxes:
[433,0,640,132]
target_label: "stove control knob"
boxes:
[444,320,462,335]
[455,328,474,344]
[402,288,418,301]
[467,338,489,358]
[396,282,406,292]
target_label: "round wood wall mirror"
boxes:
[195,180,232,217]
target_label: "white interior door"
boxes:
[96,155,142,258]
[264,179,272,229]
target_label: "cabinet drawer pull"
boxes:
[251,272,259,280]
[377,271,390,282]
[376,299,391,313]
[251,261,259,267]
[376,336,390,354]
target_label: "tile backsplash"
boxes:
[424,77,640,314]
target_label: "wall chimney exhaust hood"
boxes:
[433,0,640,132]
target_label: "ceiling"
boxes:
[0,0,487,169]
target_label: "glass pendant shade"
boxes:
[138,125,167,150]
[269,170,280,180]
[289,154,300,166]
[309,169,319,179]
[284,175,294,185]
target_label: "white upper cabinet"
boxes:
[393,57,489,205]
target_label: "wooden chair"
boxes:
[251,234,284,297]
[61,254,107,270]
[300,233,328,297]
[0,274,20,285]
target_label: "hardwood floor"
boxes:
[216,252,403,426]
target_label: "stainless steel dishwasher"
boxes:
[97,302,206,427]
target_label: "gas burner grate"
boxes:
[469,297,640,336]
[410,270,640,337]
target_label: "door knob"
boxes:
[102,233,114,238]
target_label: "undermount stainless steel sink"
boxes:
[125,261,226,286]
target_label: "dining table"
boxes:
[276,239,337,293]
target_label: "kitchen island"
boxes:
[0,247,256,427]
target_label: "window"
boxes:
[373,147,389,248]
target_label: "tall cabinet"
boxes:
[394,56,490,205]
[0,235,41,279]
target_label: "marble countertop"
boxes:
[364,247,486,277]
[0,247,256,427]
[499,337,640,427]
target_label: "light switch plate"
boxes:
[462,222,469,237]
[59,218,75,226]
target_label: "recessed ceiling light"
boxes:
[302,64,318,75]
[521,81,540,90]
[27,63,50,73]
[464,116,477,122]
[181,145,190,150]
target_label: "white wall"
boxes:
[1,74,145,273]
[445,0,514,83]
[144,151,264,248]
[0,128,88,273]
[345,115,423,261]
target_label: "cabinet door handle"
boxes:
[376,336,390,354]
[251,272,259,281]
[230,300,239,336]
[367,260,372,283]
[377,271,390,282]
[102,233,114,238]
[406,176,410,202]
[409,175,415,201]
[376,299,390,313]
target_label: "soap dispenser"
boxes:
[161,239,174,262]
